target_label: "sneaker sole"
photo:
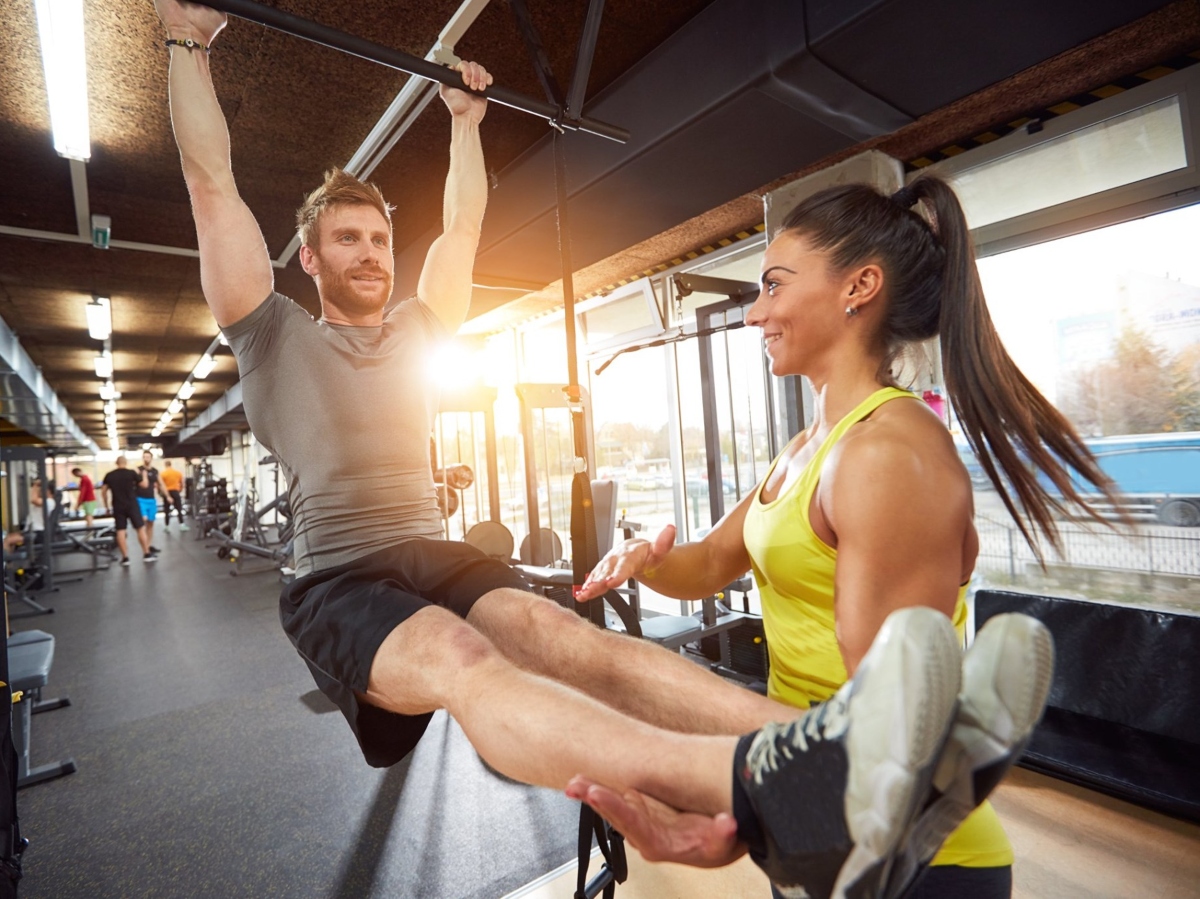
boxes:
[885,613,1054,898]
[835,607,962,899]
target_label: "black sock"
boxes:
[731,732,767,861]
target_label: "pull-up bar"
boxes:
[201,0,630,144]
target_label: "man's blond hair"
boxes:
[296,168,394,248]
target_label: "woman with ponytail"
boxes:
[574,174,1115,897]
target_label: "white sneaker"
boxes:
[884,613,1054,898]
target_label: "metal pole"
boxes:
[203,0,629,143]
[553,131,580,397]
[565,0,606,119]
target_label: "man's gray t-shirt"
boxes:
[224,291,445,577]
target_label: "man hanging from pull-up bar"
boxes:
[156,3,1040,896]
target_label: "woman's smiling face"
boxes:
[746,231,849,377]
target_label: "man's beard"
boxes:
[319,261,394,316]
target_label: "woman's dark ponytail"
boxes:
[909,175,1125,558]
[782,174,1127,560]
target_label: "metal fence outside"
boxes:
[975,513,1200,579]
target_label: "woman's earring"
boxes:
[845,305,858,317]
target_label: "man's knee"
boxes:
[474,587,593,642]
[366,606,501,713]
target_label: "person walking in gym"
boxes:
[160,460,188,532]
[102,455,157,566]
[572,177,1123,898]
[137,450,170,550]
[71,467,98,528]
[157,3,1047,895]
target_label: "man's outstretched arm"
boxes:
[157,0,273,328]
[416,62,491,333]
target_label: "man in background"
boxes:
[102,456,157,566]
[137,450,171,551]
[71,467,97,528]
[160,460,188,533]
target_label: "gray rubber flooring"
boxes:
[13,526,579,898]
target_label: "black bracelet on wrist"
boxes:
[165,38,211,53]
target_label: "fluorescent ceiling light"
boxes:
[192,354,216,379]
[94,350,112,378]
[218,333,229,346]
[102,400,115,416]
[33,0,91,161]
[177,381,196,400]
[150,427,163,437]
[167,399,183,415]
[99,380,119,400]
[86,297,111,341]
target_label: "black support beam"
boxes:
[565,0,605,121]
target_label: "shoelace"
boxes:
[746,686,852,785]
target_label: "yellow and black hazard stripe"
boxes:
[907,49,1200,170]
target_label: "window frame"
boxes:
[918,64,1200,258]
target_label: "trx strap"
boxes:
[514,0,638,891]
[575,805,628,899]
[544,17,638,898]
[552,132,642,641]
[554,117,636,899]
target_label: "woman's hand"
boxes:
[576,524,676,601]
[566,776,745,868]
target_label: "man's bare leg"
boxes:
[114,529,129,559]
[371,602,970,892]
[363,603,736,817]
[466,588,795,736]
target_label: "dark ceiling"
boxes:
[0,0,713,448]
[1,0,1197,451]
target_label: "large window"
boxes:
[924,64,1200,613]
[579,239,806,616]
[967,205,1200,612]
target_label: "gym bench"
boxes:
[8,630,76,789]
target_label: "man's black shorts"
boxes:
[279,538,529,768]
[111,503,144,530]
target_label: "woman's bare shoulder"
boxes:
[829,397,971,496]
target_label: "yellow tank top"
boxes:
[742,386,1012,868]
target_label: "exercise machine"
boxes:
[213,462,294,577]
[190,461,233,540]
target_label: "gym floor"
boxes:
[14,529,1200,898]
[14,529,578,898]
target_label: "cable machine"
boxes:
[515,383,593,566]
[2,447,58,617]
[676,274,807,526]
[435,384,502,540]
